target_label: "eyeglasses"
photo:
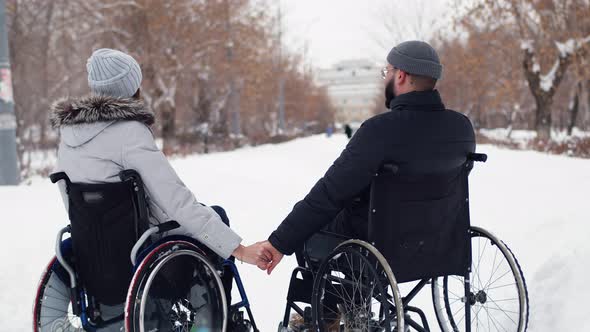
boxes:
[381,67,396,80]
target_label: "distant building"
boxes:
[316,59,381,124]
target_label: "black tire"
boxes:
[124,240,227,332]
[432,226,529,332]
[312,240,404,332]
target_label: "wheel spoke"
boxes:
[47,284,70,299]
[485,248,499,290]
[474,237,488,290]
[484,249,506,291]
[482,302,519,315]
[331,256,354,316]
[472,304,484,331]
[483,303,510,332]
[485,269,513,291]
[486,283,516,291]
[486,294,519,325]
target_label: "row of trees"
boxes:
[7,0,335,162]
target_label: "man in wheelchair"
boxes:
[264,39,475,279]
[265,42,528,332]
[33,49,269,331]
[261,41,477,330]
[267,41,475,272]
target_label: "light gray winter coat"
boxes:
[50,95,242,259]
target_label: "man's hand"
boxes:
[259,241,284,275]
[232,243,272,268]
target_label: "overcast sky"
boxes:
[278,0,453,69]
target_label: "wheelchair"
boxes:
[280,153,529,332]
[33,170,258,332]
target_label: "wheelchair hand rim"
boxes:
[312,239,405,332]
[137,248,227,332]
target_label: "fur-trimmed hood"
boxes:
[50,94,154,129]
[50,95,155,148]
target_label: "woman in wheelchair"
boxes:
[33,49,268,331]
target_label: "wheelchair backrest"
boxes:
[50,170,150,305]
[368,155,481,283]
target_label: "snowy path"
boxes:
[1,134,588,331]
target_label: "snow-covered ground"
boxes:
[1,134,589,331]
[478,128,590,145]
[478,129,539,143]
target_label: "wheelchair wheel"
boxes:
[125,240,227,332]
[432,226,529,332]
[312,239,404,332]
[33,257,83,332]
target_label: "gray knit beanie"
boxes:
[86,48,142,98]
[387,41,442,80]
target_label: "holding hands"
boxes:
[232,241,284,274]
[258,241,283,274]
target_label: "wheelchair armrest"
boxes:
[303,231,348,269]
[119,169,142,182]
[49,172,71,186]
[157,220,180,233]
[468,153,488,163]
[379,163,399,174]
[130,221,181,266]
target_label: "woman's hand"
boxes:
[232,243,272,269]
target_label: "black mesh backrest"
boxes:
[368,161,473,283]
[52,170,150,305]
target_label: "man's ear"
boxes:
[398,70,409,86]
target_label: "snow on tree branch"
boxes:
[555,35,590,58]
[540,59,560,92]
[520,39,534,52]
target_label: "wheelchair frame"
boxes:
[281,153,528,332]
[47,219,260,332]
[35,170,259,332]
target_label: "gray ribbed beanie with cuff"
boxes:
[387,41,442,80]
[86,48,142,98]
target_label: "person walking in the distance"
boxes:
[344,123,353,139]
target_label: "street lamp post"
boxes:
[225,0,241,138]
[0,0,20,185]
[276,3,285,134]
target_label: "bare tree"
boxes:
[370,0,451,58]
[464,0,590,139]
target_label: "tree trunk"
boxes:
[506,107,517,139]
[522,47,572,141]
[39,2,55,148]
[534,96,552,140]
[567,82,582,136]
[587,81,590,131]
[160,103,176,154]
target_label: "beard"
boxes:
[384,79,396,108]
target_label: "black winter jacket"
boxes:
[269,90,476,255]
